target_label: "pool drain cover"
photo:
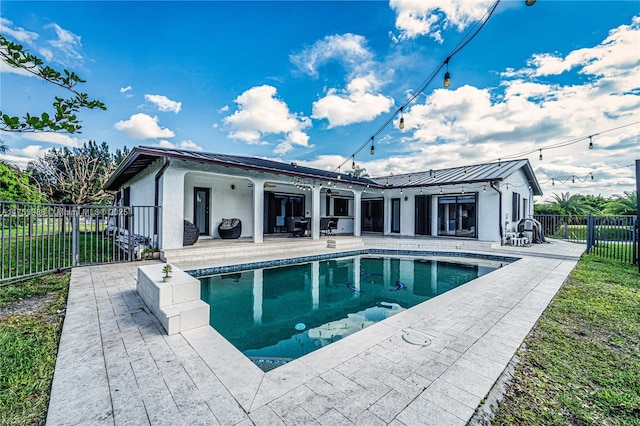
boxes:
[402,330,431,346]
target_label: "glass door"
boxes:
[194,187,210,235]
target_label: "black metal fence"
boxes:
[534,214,638,264]
[0,201,160,285]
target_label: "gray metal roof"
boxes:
[105,146,542,196]
[104,146,378,191]
[370,159,543,196]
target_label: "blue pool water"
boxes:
[199,255,499,371]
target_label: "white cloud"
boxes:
[0,145,51,170]
[144,94,182,113]
[44,23,83,65]
[21,132,83,148]
[120,86,132,93]
[114,113,175,139]
[380,17,640,199]
[389,0,496,42]
[0,17,39,44]
[290,33,373,78]
[223,85,311,154]
[156,139,204,151]
[312,75,394,127]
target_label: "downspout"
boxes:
[154,158,171,238]
[490,181,503,245]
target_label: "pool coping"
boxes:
[180,250,533,414]
[47,238,585,425]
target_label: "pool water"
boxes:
[199,255,498,371]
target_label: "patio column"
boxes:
[353,190,362,237]
[311,185,320,239]
[252,178,265,243]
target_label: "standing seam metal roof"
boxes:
[104,146,542,196]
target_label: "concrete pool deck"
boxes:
[46,237,585,425]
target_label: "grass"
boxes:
[1,233,118,280]
[0,272,70,426]
[493,254,640,425]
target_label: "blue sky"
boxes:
[1,0,638,201]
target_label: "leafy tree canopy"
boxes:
[603,191,637,215]
[0,162,43,202]
[0,34,106,133]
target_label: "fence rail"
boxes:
[0,201,160,285]
[534,214,638,264]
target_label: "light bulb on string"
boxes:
[370,137,375,155]
[539,149,543,161]
[572,176,575,184]
[439,187,443,194]
[464,167,467,176]
[461,187,465,194]
[591,173,594,180]
[399,107,405,130]
[352,157,355,170]
[588,136,594,150]
[498,159,502,169]
[552,179,555,186]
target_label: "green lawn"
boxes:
[0,272,70,426]
[492,254,640,425]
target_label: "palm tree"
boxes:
[546,192,592,216]
[603,191,637,215]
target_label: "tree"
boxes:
[0,162,43,202]
[545,192,594,216]
[27,141,127,205]
[603,191,637,215]
[0,34,106,133]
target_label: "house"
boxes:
[104,146,543,250]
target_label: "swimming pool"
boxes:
[199,254,501,371]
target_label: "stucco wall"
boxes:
[184,172,254,239]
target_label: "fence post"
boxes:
[586,213,595,252]
[71,205,80,267]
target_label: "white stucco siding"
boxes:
[160,166,187,250]
[500,169,534,233]
[477,186,500,241]
[183,172,255,239]
[122,159,162,206]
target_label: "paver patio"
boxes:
[47,237,585,425]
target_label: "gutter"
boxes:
[154,158,171,236]
[490,181,503,245]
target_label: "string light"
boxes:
[333,0,503,172]
[498,159,502,169]
[588,136,593,150]
[539,149,543,161]
[443,59,451,88]
[399,107,405,130]
[352,156,356,170]
[370,137,375,155]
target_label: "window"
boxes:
[334,198,349,216]
[391,198,401,233]
[512,193,521,222]
[437,194,476,238]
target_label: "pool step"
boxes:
[162,236,366,267]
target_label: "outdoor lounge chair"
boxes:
[183,220,199,246]
[218,218,242,239]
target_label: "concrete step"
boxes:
[162,237,366,265]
